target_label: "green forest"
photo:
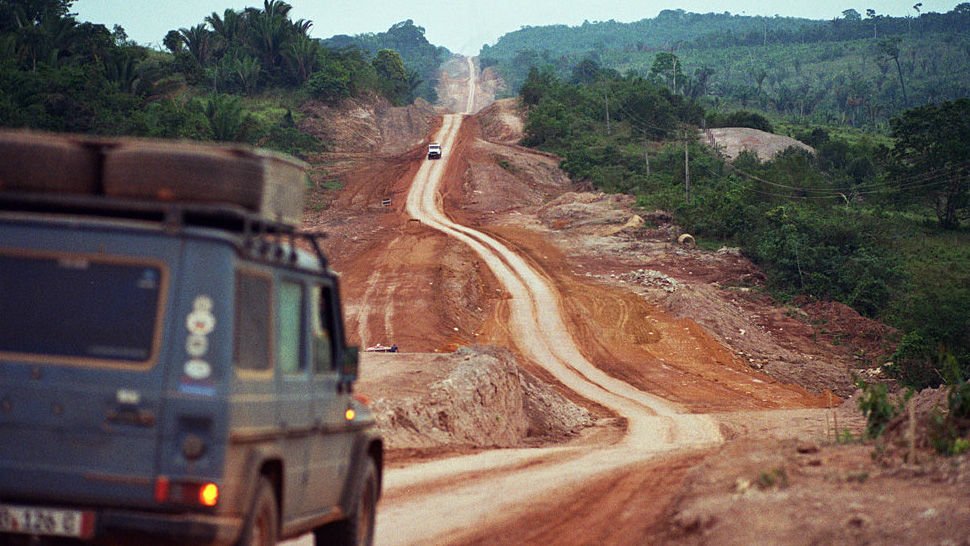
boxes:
[504,10,970,391]
[0,0,446,154]
[483,6,970,127]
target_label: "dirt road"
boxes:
[367,77,723,542]
[291,54,834,546]
[293,55,970,546]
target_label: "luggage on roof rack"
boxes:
[0,130,308,226]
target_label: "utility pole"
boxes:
[684,128,691,204]
[642,130,651,176]
[645,142,651,176]
[604,90,611,135]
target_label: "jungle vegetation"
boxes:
[483,5,970,127]
[0,0,445,154]
[515,54,969,390]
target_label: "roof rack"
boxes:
[0,191,330,272]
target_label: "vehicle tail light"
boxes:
[199,483,219,507]
[154,477,219,507]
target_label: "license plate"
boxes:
[0,503,94,538]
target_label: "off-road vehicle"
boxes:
[427,143,441,160]
[0,131,382,546]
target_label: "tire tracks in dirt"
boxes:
[372,58,722,546]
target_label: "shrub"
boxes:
[857,380,911,439]
[307,62,351,102]
[708,110,774,133]
[928,354,970,455]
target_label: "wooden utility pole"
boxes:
[643,130,651,176]
[684,128,691,204]
[645,144,651,176]
[604,90,611,135]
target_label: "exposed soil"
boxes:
[287,57,969,546]
[705,127,815,160]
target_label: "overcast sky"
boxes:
[73,1,961,55]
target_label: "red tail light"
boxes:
[199,483,219,507]
[155,476,219,507]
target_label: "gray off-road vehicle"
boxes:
[0,131,382,546]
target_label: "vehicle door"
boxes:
[276,278,313,519]
[305,281,355,512]
[0,229,176,509]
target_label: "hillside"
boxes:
[481,6,970,125]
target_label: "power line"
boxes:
[569,88,968,203]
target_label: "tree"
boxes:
[284,33,317,83]
[0,0,72,30]
[649,52,683,93]
[877,38,908,106]
[163,29,182,54]
[520,65,556,106]
[202,93,252,142]
[206,8,243,48]
[246,8,288,74]
[890,99,970,229]
[307,57,351,101]
[842,9,862,21]
[570,57,601,84]
[372,48,408,104]
[179,24,214,67]
[866,9,879,38]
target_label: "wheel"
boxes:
[314,458,378,546]
[236,477,279,546]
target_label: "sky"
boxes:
[73,0,961,55]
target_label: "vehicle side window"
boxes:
[278,281,304,375]
[312,285,334,373]
[234,271,272,371]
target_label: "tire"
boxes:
[314,458,378,546]
[236,477,279,546]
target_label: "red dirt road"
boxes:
[286,56,866,546]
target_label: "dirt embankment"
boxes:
[358,346,593,460]
[705,127,815,161]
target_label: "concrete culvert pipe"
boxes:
[677,233,696,247]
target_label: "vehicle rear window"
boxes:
[234,270,272,371]
[0,252,164,365]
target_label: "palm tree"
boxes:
[203,94,251,142]
[262,0,292,19]
[206,9,243,50]
[284,34,317,83]
[179,24,214,66]
[878,38,908,106]
[232,55,261,94]
[245,11,295,81]
[291,18,312,37]
[13,11,77,71]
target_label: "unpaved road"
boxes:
[289,57,846,545]
[294,55,970,546]
[288,56,720,546]
[369,60,722,542]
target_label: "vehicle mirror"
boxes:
[340,346,359,381]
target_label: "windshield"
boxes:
[0,251,165,366]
